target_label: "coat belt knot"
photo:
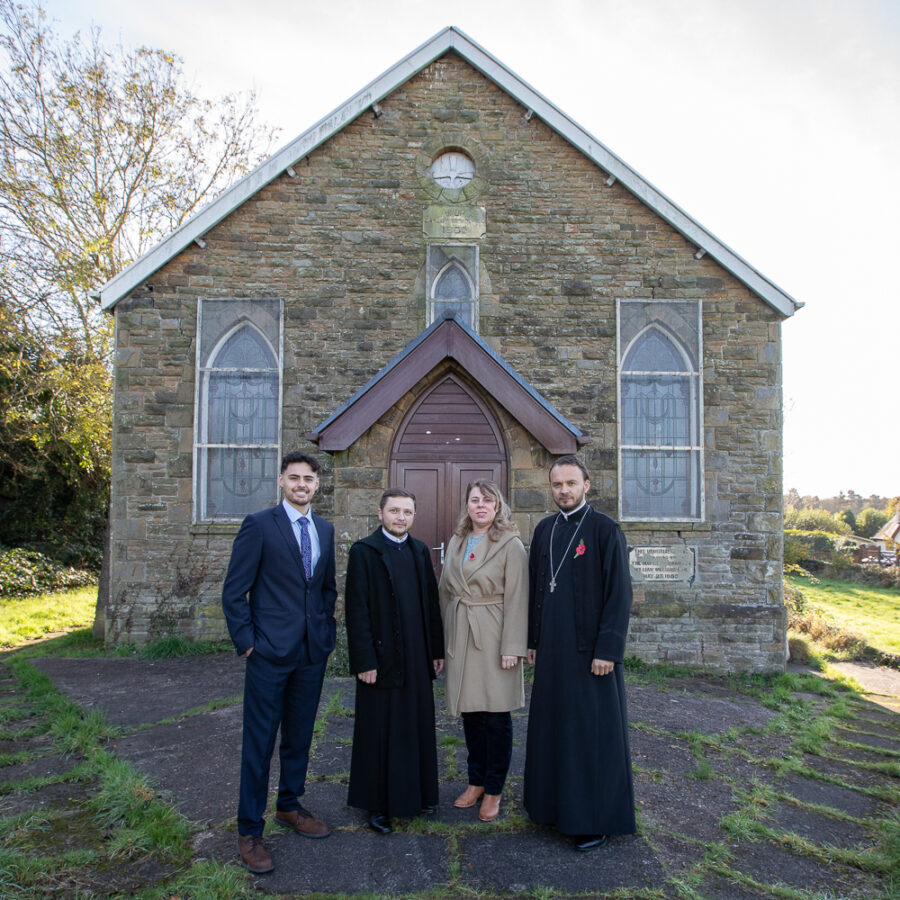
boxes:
[446,593,504,656]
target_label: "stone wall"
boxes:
[108,52,785,670]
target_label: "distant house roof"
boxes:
[307,314,587,453]
[97,27,802,318]
[873,511,900,544]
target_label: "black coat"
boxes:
[528,505,632,662]
[344,530,444,688]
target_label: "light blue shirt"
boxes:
[283,500,321,572]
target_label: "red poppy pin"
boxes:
[574,540,586,559]
[468,552,476,561]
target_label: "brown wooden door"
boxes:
[390,376,507,579]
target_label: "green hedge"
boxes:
[0,546,97,597]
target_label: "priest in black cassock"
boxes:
[344,488,445,834]
[524,455,635,851]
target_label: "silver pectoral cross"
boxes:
[549,578,556,594]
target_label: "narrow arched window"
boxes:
[195,299,282,520]
[426,245,478,329]
[618,301,703,521]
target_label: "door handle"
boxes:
[431,541,445,565]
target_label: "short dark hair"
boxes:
[380,488,416,510]
[549,454,589,481]
[281,451,320,474]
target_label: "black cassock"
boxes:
[524,505,636,836]
[347,537,440,818]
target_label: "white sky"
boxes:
[41,0,900,500]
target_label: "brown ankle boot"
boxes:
[453,784,485,808]
[238,834,274,873]
[478,793,502,822]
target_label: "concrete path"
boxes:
[4,653,897,898]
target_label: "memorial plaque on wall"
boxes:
[629,546,696,584]
[423,205,486,240]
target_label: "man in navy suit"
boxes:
[222,451,337,874]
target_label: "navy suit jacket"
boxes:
[222,503,337,664]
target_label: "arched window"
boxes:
[195,299,282,520]
[618,306,703,521]
[426,245,479,329]
[433,262,473,301]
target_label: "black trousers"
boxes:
[462,710,513,795]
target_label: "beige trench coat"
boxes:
[438,530,529,716]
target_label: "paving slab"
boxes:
[776,773,879,819]
[0,780,93,818]
[631,729,699,774]
[31,654,244,726]
[457,830,662,894]
[0,751,82,784]
[259,831,449,896]
[639,830,707,874]
[113,703,243,824]
[837,726,900,750]
[695,873,777,899]
[767,802,871,848]
[730,840,881,898]
[634,771,735,842]
[628,684,776,734]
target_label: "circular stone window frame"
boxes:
[416,133,490,204]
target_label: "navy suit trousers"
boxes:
[238,642,327,835]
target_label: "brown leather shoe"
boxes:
[275,806,331,838]
[453,784,485,808]
[478,793,502,822]
[237,834,274,873]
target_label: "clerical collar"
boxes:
[381,528,408,544]
[558,501,588,522]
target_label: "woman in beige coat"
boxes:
[439,480,528,822]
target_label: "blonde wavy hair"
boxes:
[453,480,519,542]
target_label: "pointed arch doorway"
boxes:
[390,375,507,576]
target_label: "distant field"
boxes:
[0,586,97,649]
[786,575,900,657]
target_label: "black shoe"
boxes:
[574,834,608,851]
[420,804,438,816]
[368,811,393,835]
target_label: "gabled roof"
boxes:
[97,26,801,317]
[873,511,900,544]
[307,314,587,453]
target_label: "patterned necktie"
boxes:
[298,517,312,580]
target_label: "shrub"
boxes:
[784,528,850,565]
[784,506,852,535]
[0,546,96,597]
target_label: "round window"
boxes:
[428,151,475,189]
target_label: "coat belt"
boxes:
[446,593,504,656]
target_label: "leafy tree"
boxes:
[886,497,900,519]
[836,508,856,532]
[784,506,852,535]
[856,507,890,539]
[0,0,277,560]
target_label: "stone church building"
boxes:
[98,28,800,672]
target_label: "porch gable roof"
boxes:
[307,315,587,454]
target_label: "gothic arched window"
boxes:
[195,299,282,520]
[426,245,478,329]
[618,302,703,521]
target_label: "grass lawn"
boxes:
[0,585,98,649]
[786,574,900,657]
